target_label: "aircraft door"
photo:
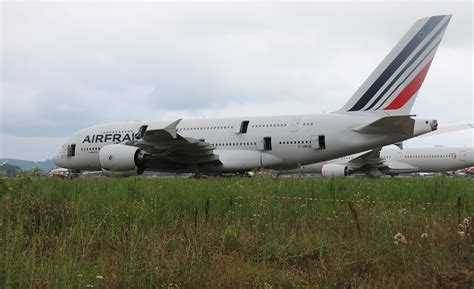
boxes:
[256,137,264,151]
[263,137,272,150]
[234,120,250,134]
[396,151,402,162]
[233,121,242,133]
[137,125,148,139]
[460,150,467,161]
[310,135,326,150]
[67,144,76,157]
[290,118,300,132]
[256,137,272,151]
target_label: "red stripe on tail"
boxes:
[383,59,433,110]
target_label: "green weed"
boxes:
[0,176,473,288]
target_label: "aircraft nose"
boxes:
[52,154,62,167]
[52,155,60,166]
[52,148,65,167]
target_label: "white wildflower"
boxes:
[456,218,471,237]
[457,224,466,236]
[393,232,407,245]
[96,275,104,280]
[263,282,273,288]
[463,218,470,227]
[398,208,407,214]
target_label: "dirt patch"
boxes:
[441,269,474,289]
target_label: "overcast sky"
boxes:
[1,1,472,161]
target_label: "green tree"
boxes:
[29,167,43,178]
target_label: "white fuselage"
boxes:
[290,146,474,175]
[53,113,435,174]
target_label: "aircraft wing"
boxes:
[345,147,422,176]
[347,147,385,168]
[128,119,219,166]
[341,147,391,176]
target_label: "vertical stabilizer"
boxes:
[337,15,451,115]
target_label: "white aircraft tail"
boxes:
[338,15,451,115]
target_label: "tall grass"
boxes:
[1,176,473,288]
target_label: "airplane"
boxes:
[53,15,451,177]
[48,168,80,179]
[458,167,474,177]
[277,146,474,177]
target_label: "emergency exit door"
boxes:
[290,118,300,132]
[256,137,272,151]
[310,135,326,150]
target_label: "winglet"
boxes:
[394,142,404,150]
[348,147,383,165]
[143,119,182,141]
[164,119,182,139]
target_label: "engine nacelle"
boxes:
[321,164,348,177]
[99,144,145,173]
[101,169,138,177]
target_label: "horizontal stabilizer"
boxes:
[353,115,414,135]
[420,123,474,138]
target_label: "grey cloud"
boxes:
[1,1,472,160]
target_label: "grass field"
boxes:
[1,176,473,288]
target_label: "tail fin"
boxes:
[338,15,451,115]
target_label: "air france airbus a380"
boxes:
[279,146,474,177]
[53,15,451,176]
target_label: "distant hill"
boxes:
[0,159,56,172]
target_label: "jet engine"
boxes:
[321,164,348,177]
[101,169,138,178]
[99,144,146,176]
